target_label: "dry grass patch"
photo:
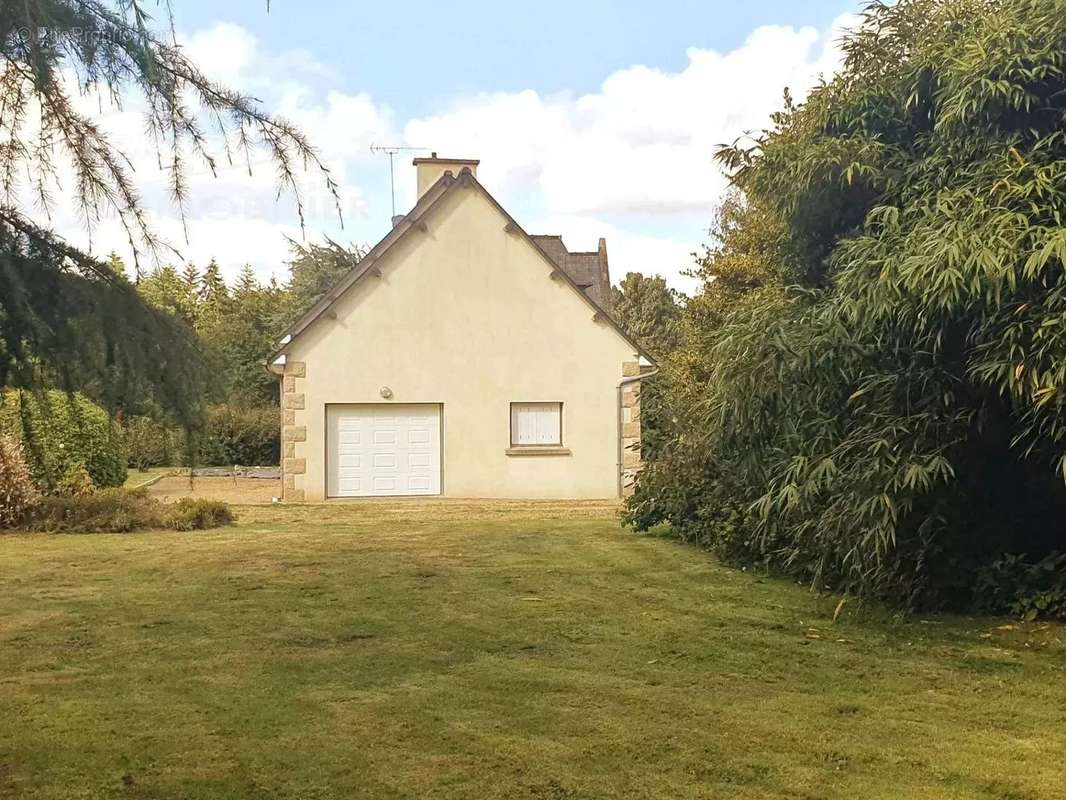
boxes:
[144,475,279,504]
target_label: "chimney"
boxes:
[412,153,479,199]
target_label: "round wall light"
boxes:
[379,386,393,399]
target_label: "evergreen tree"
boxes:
[105,252,129,281]
[0,1,339,419]
[609,273,683,359]
[609,273,684,460]
[280,238,365,327]
[225,267,283,404]
[236,265,258,294]
[140,266,198,324]
[197,259,232,329]
[181,263,202,293]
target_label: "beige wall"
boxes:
[415,159,478,199]
[281,185,642,501]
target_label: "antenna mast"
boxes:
[369,144,430,218]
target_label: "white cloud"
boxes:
[42,14,857,291]
[401,14,857,290]
[41,23,386,284]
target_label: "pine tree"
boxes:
[198,260,230,314]
[279,238,365,328]
[181,263,202,293]
[235,265,259,296]
[105,252,129,281]
[140,266,198,323]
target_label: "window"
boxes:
[510,402,562,446]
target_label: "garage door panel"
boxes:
[337,478,362,493]
[407,452,431,468]
[327,404,441,497]
[372,476,398,492]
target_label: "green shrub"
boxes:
[23,488,162,532]
[624,443,762,566]
[20,488,234,533]
[125,415,177,470]
[56,464,95,497]
[169,498,234,530]
[0,389,127,490]
[0,434,39,527]
[977,553,1066,621]
[193,405,279,466]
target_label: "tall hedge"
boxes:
[0,389,127,489]
[627,0,1066,613]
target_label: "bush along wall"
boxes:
[0,389,127,490]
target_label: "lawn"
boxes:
[1,502,1065,800]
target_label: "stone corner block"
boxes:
[283,457,307,475]
[283,425,307,443]
[284,393,306,410]
[283,361,306,378]
[622,361,642,377]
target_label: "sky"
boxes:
[52,0,860,294]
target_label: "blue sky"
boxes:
[169,0,854,118]
[60,0,860,293]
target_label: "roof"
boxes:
[269,168,655,365]
[529,235,611,307]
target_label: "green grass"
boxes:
[2,503,1065,800]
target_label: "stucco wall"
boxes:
[283,184,642,501]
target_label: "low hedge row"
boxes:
[19,489,233,533]
[1,426,234,534]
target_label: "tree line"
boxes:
[117,240,364,408]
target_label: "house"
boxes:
[268,156,655,501]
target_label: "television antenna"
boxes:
[370,144,431,218]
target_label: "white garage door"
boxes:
[327,404,441,497]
